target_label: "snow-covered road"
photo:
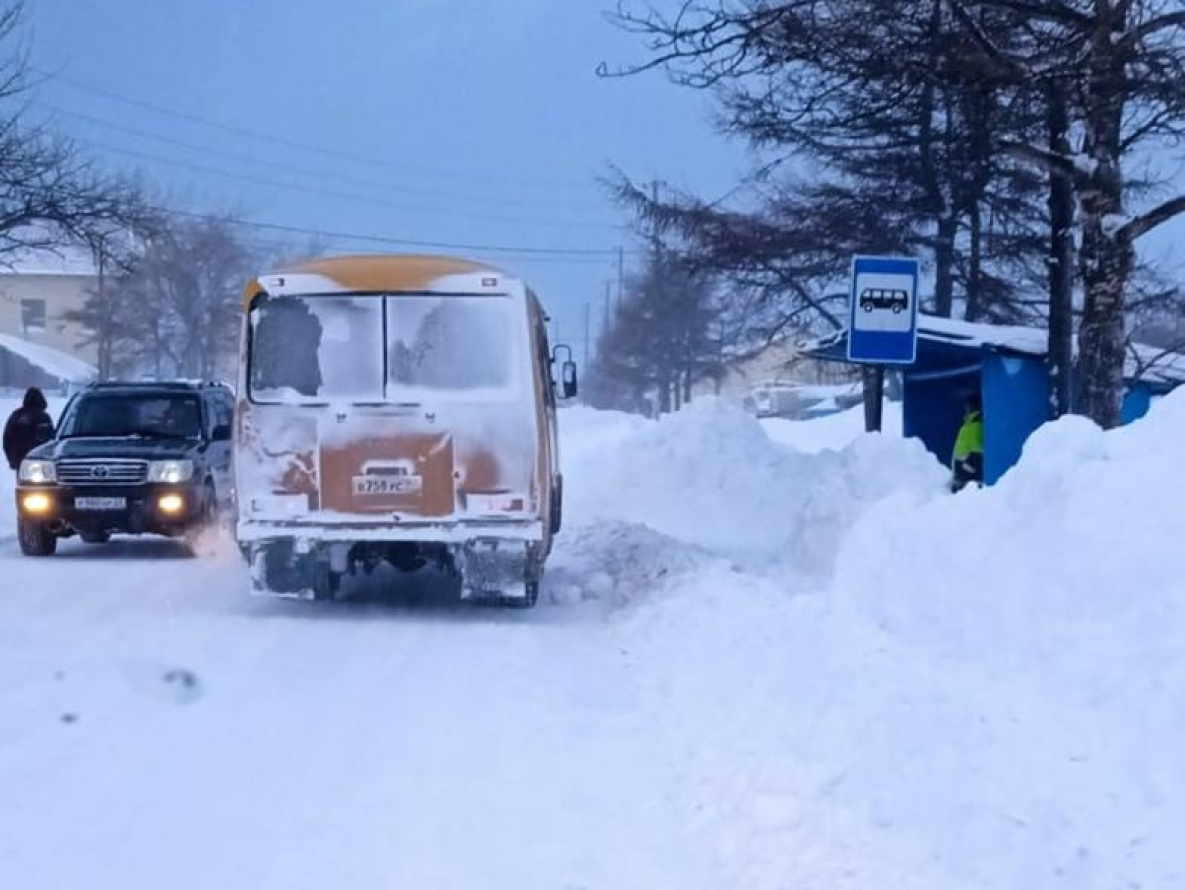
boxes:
[3,396,1185,890]
[0,536,718,890]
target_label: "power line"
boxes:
[42,103,609,215]
[72,135,625,232]
[172,209,636,260]
[31,66,598,192]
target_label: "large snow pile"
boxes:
[611,390,1185,890]
[835,392,1185,653]
[561,398,944,582]
[762,400,903,454]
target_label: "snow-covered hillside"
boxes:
[1,393,1182,889]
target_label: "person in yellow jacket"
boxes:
[950,393,984,492]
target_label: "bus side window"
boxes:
[536,318,556,408]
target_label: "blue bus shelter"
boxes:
[806,316,1185,484]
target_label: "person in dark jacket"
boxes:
[4,387,56,470]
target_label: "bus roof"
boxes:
[243,254,512,307]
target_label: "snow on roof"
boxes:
[805,314,1185,387]
[0,244,98,277]
[0,333,97,382]
[914,315,1048,355]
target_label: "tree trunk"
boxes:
[963,81,994,323]
[933,215,958,317]
[657,377,672,415]
[1077,4,1131,430]
[965,200,984,321]
[1046,85,1076,418]
[1077,217,1131,429]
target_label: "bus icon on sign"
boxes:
[859,287,909,314]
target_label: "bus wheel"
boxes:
[313,560,343,601]
[505,557,542,609]
[550,477,563,535]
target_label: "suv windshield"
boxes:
[61,394,203,439]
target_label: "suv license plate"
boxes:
[76,497,127,511]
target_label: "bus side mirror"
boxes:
[551,344,578,400]
[561,361,578,399]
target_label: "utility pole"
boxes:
[97,240,108,380]
[616,245,625,310]
[649,179,662,260]
[582,300,591,377]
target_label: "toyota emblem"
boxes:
[90,465,110,479]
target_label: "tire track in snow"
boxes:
[0,545,720,890]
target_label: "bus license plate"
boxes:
[352,476,422,496]
[76,496,127,511]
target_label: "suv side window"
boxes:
[211,392,234,437]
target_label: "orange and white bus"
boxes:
[234,255,575,606]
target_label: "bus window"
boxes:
[250,295,384,402]
[387,296,514,394]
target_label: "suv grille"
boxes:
[57,459,149,486]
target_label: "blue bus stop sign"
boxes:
[847,256,920,365]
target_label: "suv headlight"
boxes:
[18,459,56,484]
[147,460,195,484]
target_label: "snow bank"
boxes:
[561,399,944,581]
[556,403,650,469]
[835,388,1185,655]
[761,401,903,454]
[616,390,1185,890]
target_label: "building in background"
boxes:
[0,244,99,364]
[694,337,861,419]
[0,245,100,391]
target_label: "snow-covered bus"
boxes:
[234,255,575,606]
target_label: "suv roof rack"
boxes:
[82,379,234,392]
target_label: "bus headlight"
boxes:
[147,460,194,484]
[19,459,56,484]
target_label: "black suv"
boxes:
[15,381,236,556]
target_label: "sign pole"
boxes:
[863,365,885,433]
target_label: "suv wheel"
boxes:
[183,483,218,556]
[18,518,57,557]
